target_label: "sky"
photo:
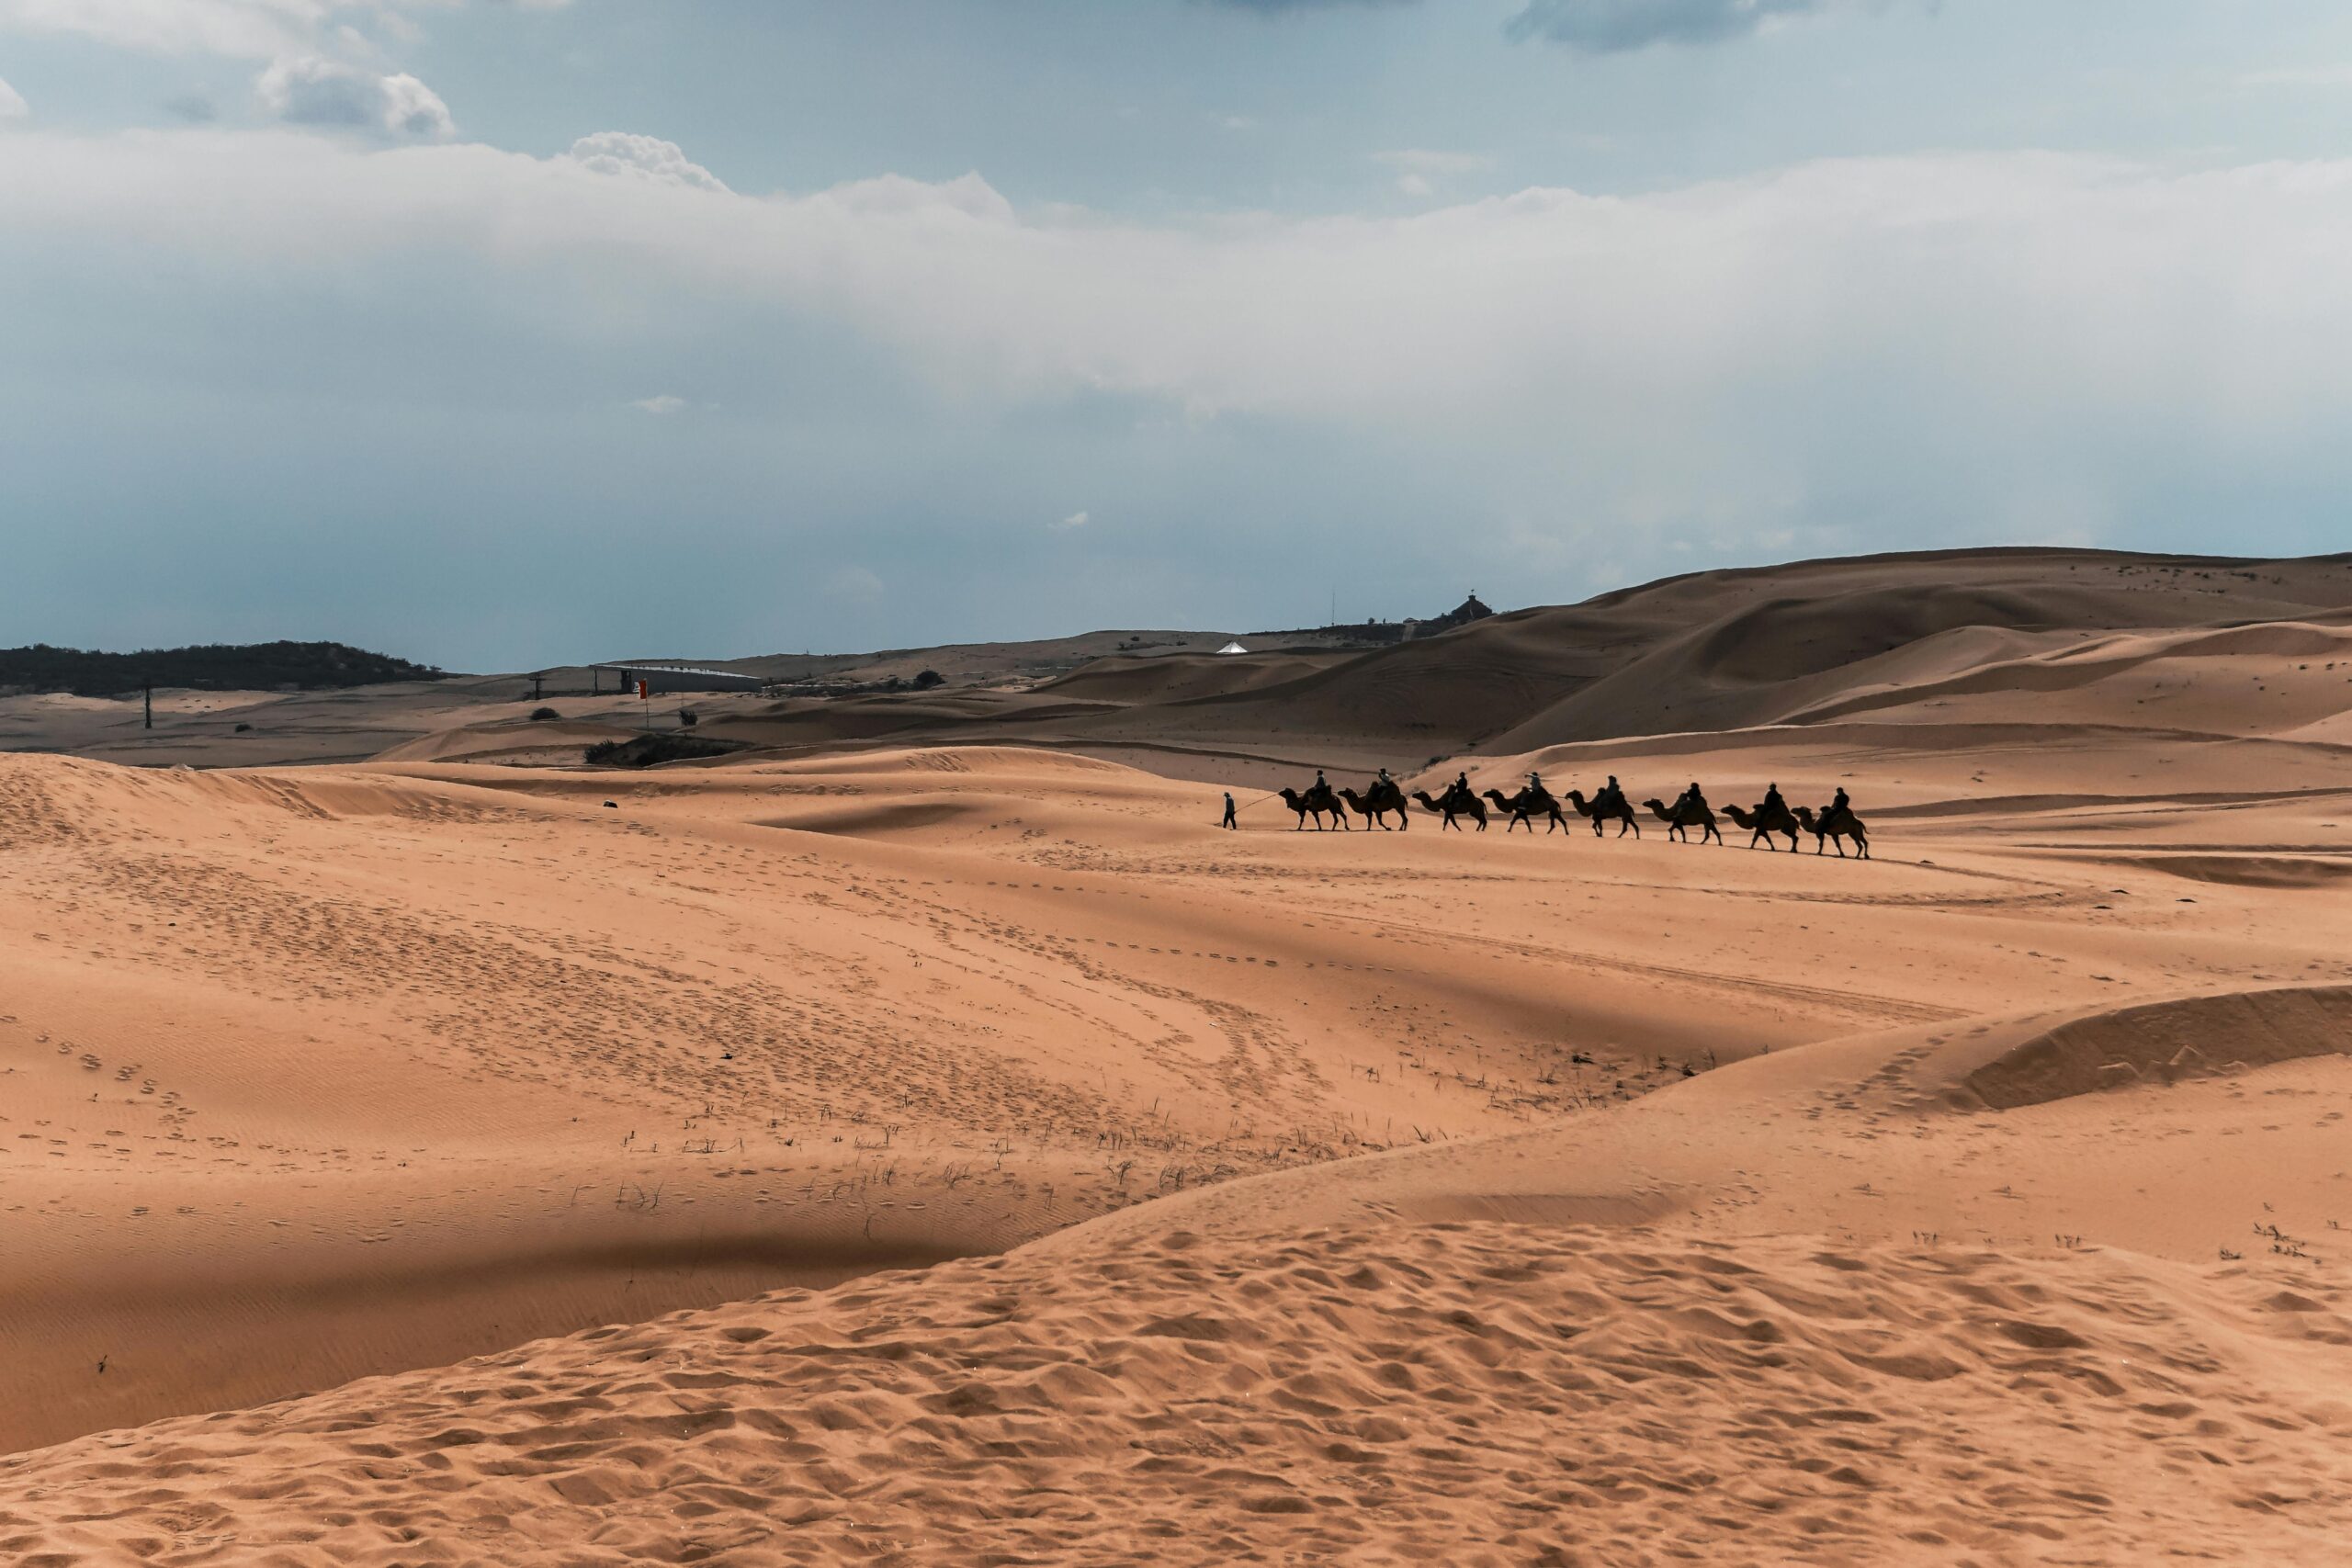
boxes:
[5,2,2352,671]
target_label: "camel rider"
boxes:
[1448,771,1473,807]
[1762,782,1786,816]
[1600,774,1623,811]
[1823,786,1852,829]
[1677,781,1708,817]
[1375,767,1394,795]
[1526,772,1544,796]
[1314,769,1329,796]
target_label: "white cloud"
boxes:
[1375,149,1491,175]
[1376,149,1490,199]
[569,132,729,194]
[6,131,2352,560]
[818,170,1012,221]
[0,0,317,56]
[631,394,687,414]
[257,56,452,139]
[0,75,26,123]
[0,0,571,58]
[1053,510,1091,530]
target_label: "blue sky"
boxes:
[5,2,2352,671]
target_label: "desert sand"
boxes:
[5,547,2352,1563]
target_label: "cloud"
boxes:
[7,130,2352,637]
[1376,148,1490,198]
[11,133,2351,451]
[1506,0,1829,52]
[568,132,729,194]
[0,0,571,58]
[0,0,317,56]
[257,56,453,138]
[631,394,687,414]
[1053,510,1091,530]
[1201,0,1415,10]
[817,170,1012,220]
[825,565,886,605]
[0,76,25,123]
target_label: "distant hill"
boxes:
[695,547,2352,768]
[0,641,450,698]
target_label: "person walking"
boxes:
[1222,792,1238,830]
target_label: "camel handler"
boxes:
[1222,792,1238,829]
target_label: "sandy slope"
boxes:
[7,547,2352,1562]
[7,1220,2349,1567]
[625,548,2352,784]
[7,743,1845,1453]
[6,715,2351,1461]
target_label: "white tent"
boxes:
[1216,640,1250,655]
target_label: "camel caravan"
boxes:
[1272,770,1870,857]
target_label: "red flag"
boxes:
[636,680,650,699]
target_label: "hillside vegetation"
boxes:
[0,640,449,697]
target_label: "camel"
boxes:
[1412,789,1487,831]
[1642,796,1723,845]
[1364,777,1411,822]
[1481,786,1570,835]
[1301,781,1351,831]
[1277,786,1348,831]
[1722,801,1801,852]
[1340,786,1410,830]
[1794,805,1871,859]
[1565,788,1640,839]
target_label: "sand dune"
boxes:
[6,547,2352,1562]
[609,548,2352,783]
[7,1219,2349,1566]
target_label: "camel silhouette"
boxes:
[1794,805,1871,858]
[1277,785,1348,831]
[1643,797,1723,845]
[1723,800,1801,852]
[1412,789,1487,831]
[1481,785,1569,835]
[1566,788,1640,839]
[1340,785,1410,830]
